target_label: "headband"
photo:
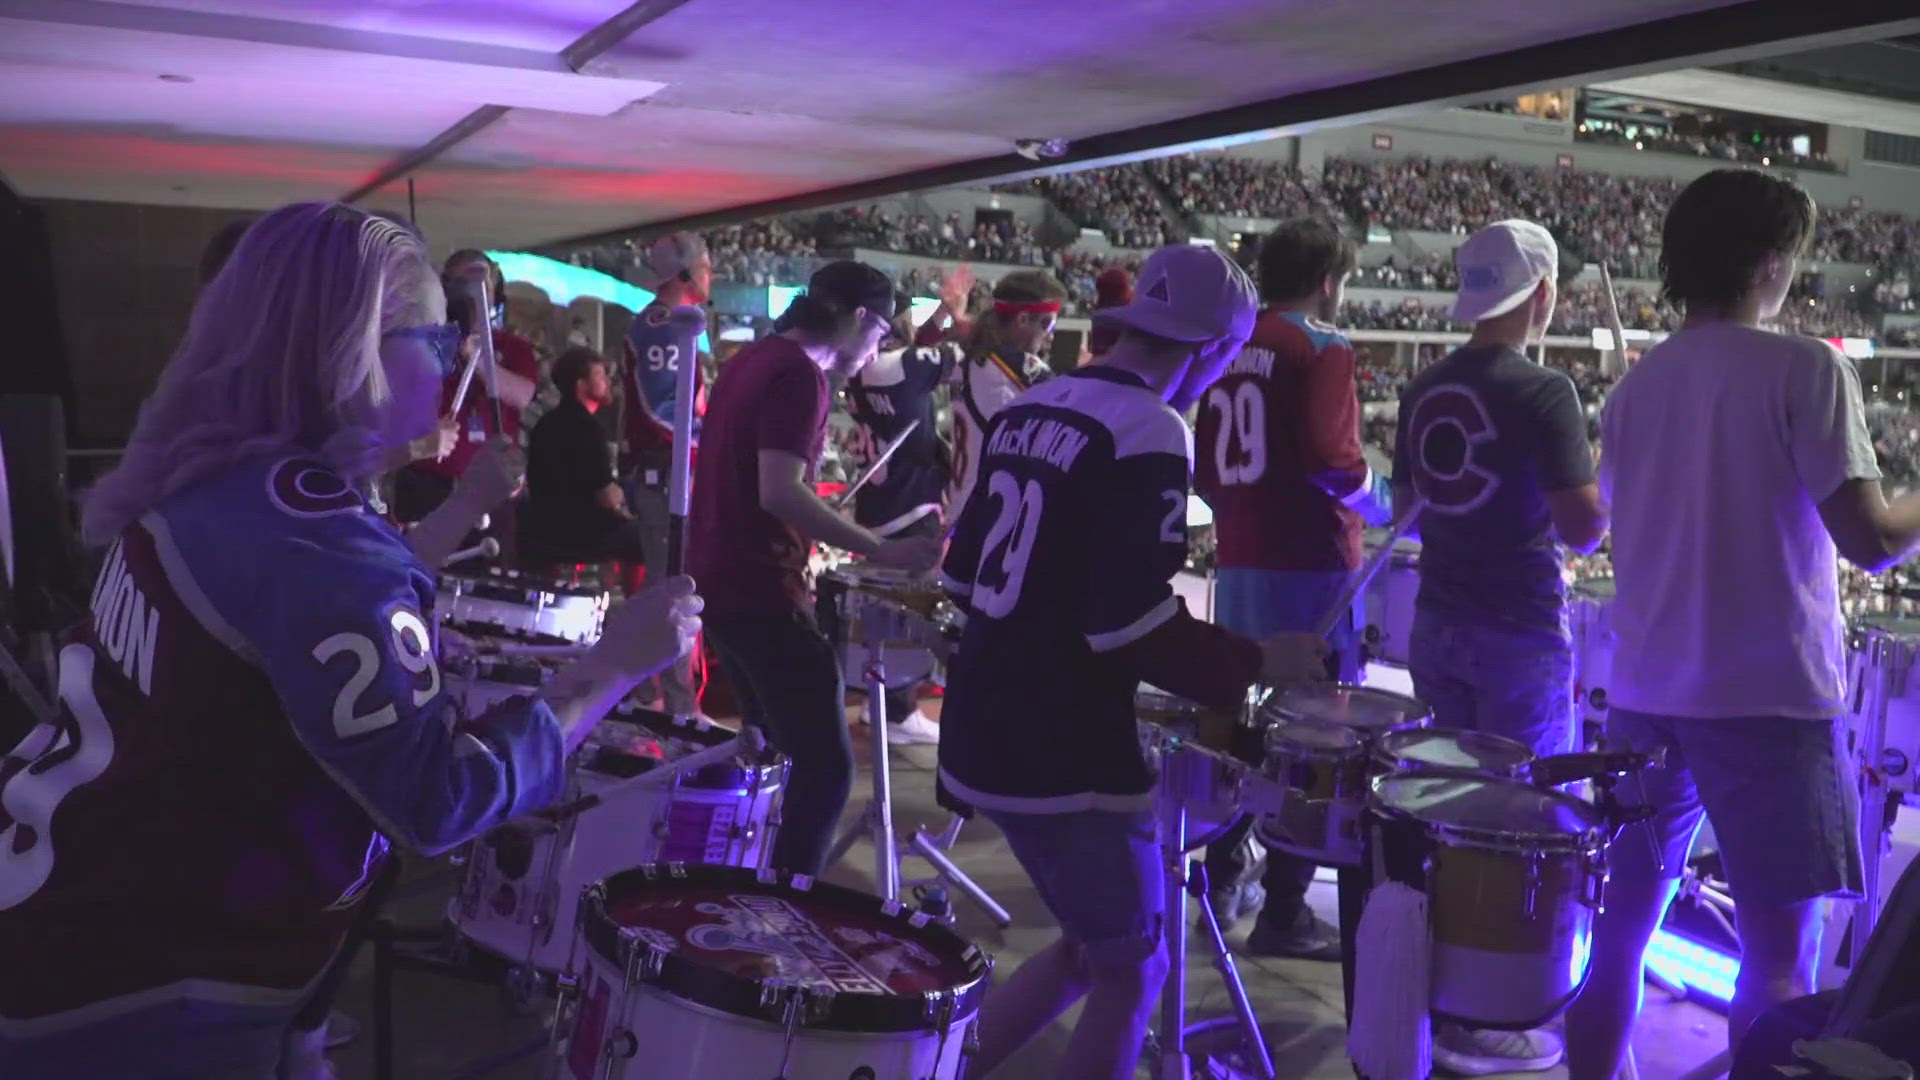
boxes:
[993,299,1063,317]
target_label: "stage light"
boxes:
[1646,929,1736,1006]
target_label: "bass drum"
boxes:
[561,864,991,1080]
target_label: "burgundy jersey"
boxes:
[0,456,563,1049]
[1193,311,1368,573]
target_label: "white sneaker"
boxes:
[885,710,942,745]
[1432,1023,1563,1075]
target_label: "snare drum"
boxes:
[451,721,786,972]
[1362,532,1421,666]
[1136,689,1245,850]
[560,864,990,1080]
[817,566,950,687]
[1571,577,1615,739]
[439,569,608,645]
[1256,684,1430,865]
[1375,728,1533,776]
[1371,768,1606,1028]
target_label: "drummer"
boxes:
[0,203,702,1078]
[938,244,1327,1080]
[1193,217,1382,961]
[1389,219,1606,1074]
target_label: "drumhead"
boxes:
[1267,715,1361,754]
[446,567,605,604]
[1135,688,1206,723]
[581,864,990,1034]
[1573,577,1615,601]
[1379,728,1532,773]
[1373,769,1604,851]
[1261,684,1430,734]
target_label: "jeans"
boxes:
[1205,568,1360,925]
[703,609,850,876]
[624,462,696,715]
[1406,607,1575,757]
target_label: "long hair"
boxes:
[82,202,434,546]
[964,270,1067,365]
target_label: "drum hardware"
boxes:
[1148,725,1283,1080]
[824,572,1011,928]
[1253,684,1432,866]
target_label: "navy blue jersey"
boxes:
[938,367,1192,813]
[846,343,961,536]
[622,302,704,462]
[0,456,563,1044]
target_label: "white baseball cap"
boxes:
[637,232,709,289]
[1451,220,1558,323]
[1093,244,1257,344]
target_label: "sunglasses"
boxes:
[385,323,465,375]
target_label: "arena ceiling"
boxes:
[0,0,1913,253]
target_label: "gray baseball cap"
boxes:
[1092,244,1257,344]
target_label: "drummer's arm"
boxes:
[1113,614,1263,715]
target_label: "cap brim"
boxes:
[1451,277,1541,323]
[1092,300,1218,343]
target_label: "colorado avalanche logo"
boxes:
[267,459,362,519]
[1406,384,1499,514]
[686,901,808,963]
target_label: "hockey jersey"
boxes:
[947,351,1052,516]
[0,456,564,1070]
[938,367,1193,813]
[622,302,705,469]
[846,342,961,536]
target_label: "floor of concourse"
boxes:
[324,692,1728,1080]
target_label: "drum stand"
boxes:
[1152,789,1276,1080]
[827,624,1012,927]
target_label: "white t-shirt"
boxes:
[1600,325,1880,719]
[947,353,1045,516]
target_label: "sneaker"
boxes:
[1201,880,1266,934]
[886,710,942,745]
[1243,906,1342,962]
[1432,1023,1564,1075]
[323,1011,359,1050]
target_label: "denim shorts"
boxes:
[1408,608,1575,758]
[985,808,1164,973]
[1603,707,1863,906]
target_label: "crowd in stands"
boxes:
[1322,156,1510,236]
[999,165,1171,249]
[814,206,1050,267]
[1575,123,1837,173]
[704,220,818,286]
[1350,253,1457,291]
[1876,273,1915,315]
[1144,156,1336,222]
[1338,283,1873,340]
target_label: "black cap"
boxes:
[807,260,895,318]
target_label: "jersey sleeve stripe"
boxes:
[938,765,1156,815]
[1339,465,1376,508]
[1086,594,1179,653]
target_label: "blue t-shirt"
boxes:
[1392,345,1594,638]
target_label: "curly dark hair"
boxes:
[1255,217,1357,304]
[551,345,607,400]
[1659,169,1815,310]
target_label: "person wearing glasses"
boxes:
[688,261,943,877]
[0,203,702,1079]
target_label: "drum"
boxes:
[447,655,553,716]
[1362,532,1421,666]
[1255,684,1430,865]
[1374,728,1533,776]
[451,719,786,972]
[439,569,608,645]
[1136,689,1246,850]
[1570,577,1616,740]
[561,864,990,1080]
[1846,616,1920,795]
[817,566,951,688]
[1372,768,1607,1028]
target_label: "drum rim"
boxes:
[1263,714,1364,755]
[1376,727,1535,771]
[1369,767,1605,853]
[580,863,991,1035]
[1258,682,1433,730]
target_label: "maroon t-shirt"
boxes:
[416,329,541,479]
[687,336,829,616]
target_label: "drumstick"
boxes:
[1599,262,1630,381]
[1311,496,1428,640]
[835,419,921,510]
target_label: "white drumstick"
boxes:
[1312,496,1427,639]
[836,419,921,510]
[442,536,500,567]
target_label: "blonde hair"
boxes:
[82,202,434,545]
[964,269,1068,365]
